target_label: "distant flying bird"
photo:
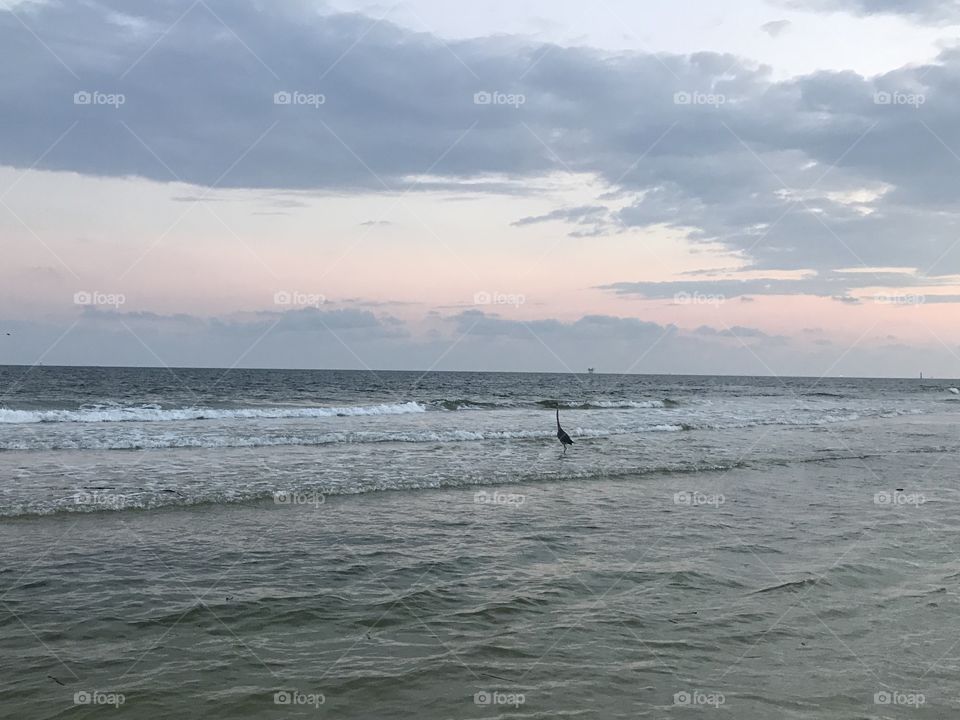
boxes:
[556,407,574,453]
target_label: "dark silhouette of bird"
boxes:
[556,407,573,453]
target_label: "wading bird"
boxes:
[556,407,574,453]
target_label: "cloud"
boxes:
[761,19,792,37]
[221,307,408,336]
[0,306,955,376]
[17,305,411,368]
[916,294,960,303]
[339,297,419,307]
[511,205,621,236]
[446,309,673,340]
[598,269,960,300]
[786,0,960,22]
[5,0,960,279]
[694,324,781,339]
[77,305,404,334]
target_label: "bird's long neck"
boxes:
[556,408,560,428]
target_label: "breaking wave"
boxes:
[0,402,427,424]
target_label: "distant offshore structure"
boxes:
[587,367,595,374]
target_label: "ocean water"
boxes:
[2,366,960,718]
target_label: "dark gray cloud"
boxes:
[447,310,673,341]
[4,0,960,280]
[1,306,955,376]
[80,305,404,335]
[45,305,410,367]
[230,308,409,339]
[694,325,781,339]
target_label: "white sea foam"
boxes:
[590,400,666,409]
[0,423,689,450]
[0,401,426,424]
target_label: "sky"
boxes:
[2,0,960,376]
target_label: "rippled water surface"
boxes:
[2,367,960,717]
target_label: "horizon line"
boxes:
[0,364,951,381]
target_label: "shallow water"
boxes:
[0,367,956,516]
[2,368,960,717]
